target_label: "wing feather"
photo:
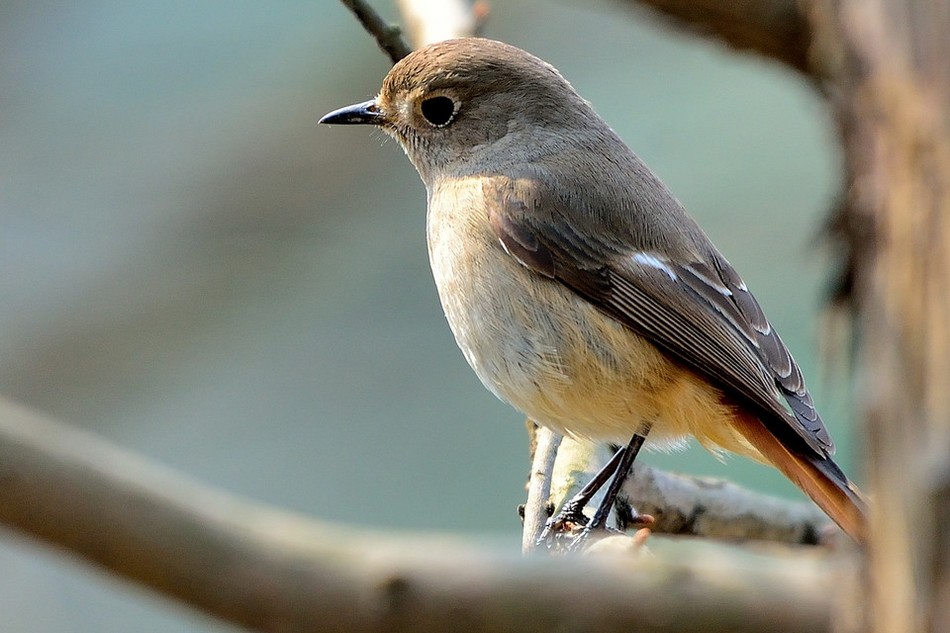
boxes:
[487,176,834,457]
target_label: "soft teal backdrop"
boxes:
[0,2,851,631]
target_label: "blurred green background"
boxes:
[0,1,851,631]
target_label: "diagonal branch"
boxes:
[339,0,412,63]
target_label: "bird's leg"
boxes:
[536,444,626,545]
[587,428,650,530]
[569,424,652,550]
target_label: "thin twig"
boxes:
[339,0,412,63]
[521,425,562,553]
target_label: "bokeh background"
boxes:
[0,1,853,631]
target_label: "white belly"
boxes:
[425,179,759,458]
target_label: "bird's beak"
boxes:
[319,99,386,125]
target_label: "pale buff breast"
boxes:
[425,178,764,461]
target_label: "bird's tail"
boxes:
[732,411,867,542]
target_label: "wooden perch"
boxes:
[622,458,832,543]
[0,397,840,632]
[525,428,835,549]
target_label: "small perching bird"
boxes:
[321,38,866,542]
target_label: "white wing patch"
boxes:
[683,263,732,296]
[631,252,678,281]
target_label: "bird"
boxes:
[320,37,866,542]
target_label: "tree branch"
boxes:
[624,461,832,543]
[621,0,813,74]
[521,424,561,553]
[0,397,842,632]
[339,0,412,63]
[544,436,835,545]
[806,2,950,630]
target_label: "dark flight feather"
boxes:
[487,175,835,458]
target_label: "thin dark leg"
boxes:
[536,444,626,545]
[570,424,652,549]
[587,430,649,530]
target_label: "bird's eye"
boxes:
[420,96,457,127]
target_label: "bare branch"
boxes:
[521,424,561,553]
[624,462,833,543]
[339,0,412,63]
[546,437,835,545]
[621,0,813,74]
[0,398,841,632]
[334,0,480,70]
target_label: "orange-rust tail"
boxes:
[732,412,867,542]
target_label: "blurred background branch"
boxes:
[340,0,412,62]
[617,0,812,74]
[0,397,839,633]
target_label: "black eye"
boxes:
[420,96,457,127]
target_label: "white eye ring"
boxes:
[420,95,459,127]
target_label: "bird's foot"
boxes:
[567,512,655,552]
[537,501,656,552]
[536,500,588,547]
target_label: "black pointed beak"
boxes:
[319,99,386,125]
